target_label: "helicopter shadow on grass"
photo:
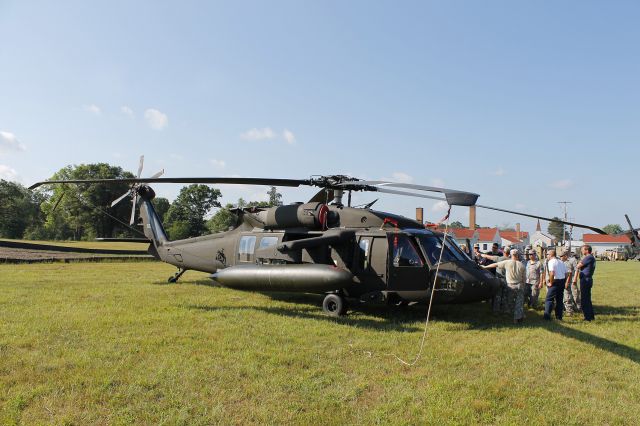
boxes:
[187,302,424,333]
[258,295,640,364]
[434,303,640,365]
[165,281,640,364]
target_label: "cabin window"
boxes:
[259,236,278,250]
[238,235,257,261]
[358,238,370,270]
[483,244,488,251]
[391,235,424,267]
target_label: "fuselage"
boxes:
[139,195,501,304]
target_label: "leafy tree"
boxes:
[548,217,565,242]
[207,204,238,233]
[152,197,170,222]
[247,200,271,208]
[267,186,282,206]
[207,198,273,234]
[603,224,623,235]
[41,164,135,240]
[0,180,45,239]
[164,184,221,239]
[449,221,465,229]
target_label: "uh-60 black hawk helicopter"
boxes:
[30,157,613,317]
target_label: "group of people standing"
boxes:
[473,242,597,324]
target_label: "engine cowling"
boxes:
[253,202,330,230]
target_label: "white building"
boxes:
[531,220,555,248]
[448,229,479,250]
[475,228,502,252]
[582,234,631,256]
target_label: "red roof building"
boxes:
[583,234,631,244]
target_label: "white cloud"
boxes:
[144,108,169,130]
[0,164,18,181]
[432,200,449,212]
[121,106,134,118]
[84,104,101,115]
[283,129,296,144]
[492,167,506,176]
[240,127,277,141]
[210,159,226,169]
[550,179,573,190]
[0,131,26,153]
[387,172,414,183]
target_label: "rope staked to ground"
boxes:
[393,207,452,366]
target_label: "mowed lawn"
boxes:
[1,262,639,425]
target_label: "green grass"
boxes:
[1,262,639,425]
[0,238,147,251]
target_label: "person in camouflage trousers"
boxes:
[561,251,580,314]
[481,245,510,314]
[525,250,543,308]
[482,248,526,324]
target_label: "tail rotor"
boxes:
[110,155,164,225]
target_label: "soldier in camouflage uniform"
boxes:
[561,251,580,314]
[482,248,525,323]
[525,250,543,308]
[481,245,510,314]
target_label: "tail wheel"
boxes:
[322,294,348,317]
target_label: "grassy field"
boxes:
[1,262,639,425]
[0,238,148,251]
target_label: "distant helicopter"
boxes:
[622,215,640,260]
[30,157,612,316]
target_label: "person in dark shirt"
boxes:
[573,245,596,321]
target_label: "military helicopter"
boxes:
[622,214,640,260]
[30,157,611,316]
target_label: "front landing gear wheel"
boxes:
[323,294,348,317]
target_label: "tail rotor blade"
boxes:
[137,155,144,178]
[130,193,138,225]
[149,169,164,179]
[111,190,132,207]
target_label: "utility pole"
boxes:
[558,201,572,244]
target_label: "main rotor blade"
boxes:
[111,190,132,207]
[341,180,480,206]
[476,204,606,235]
[137,155,144,179]
[29,177,311,190]
[373,187,449,203]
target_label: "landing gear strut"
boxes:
[168,268,186,283]
[322,293,348,317]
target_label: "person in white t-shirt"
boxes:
[544,249,566,321]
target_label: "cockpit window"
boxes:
[447,238,472,261]
[416,235,459,265]
[390,234,424,267]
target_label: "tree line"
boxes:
[0,163,283,241]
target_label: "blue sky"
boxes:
[1,1,638,235]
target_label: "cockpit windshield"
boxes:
[446,237,472,261]
[416,235,463,265]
